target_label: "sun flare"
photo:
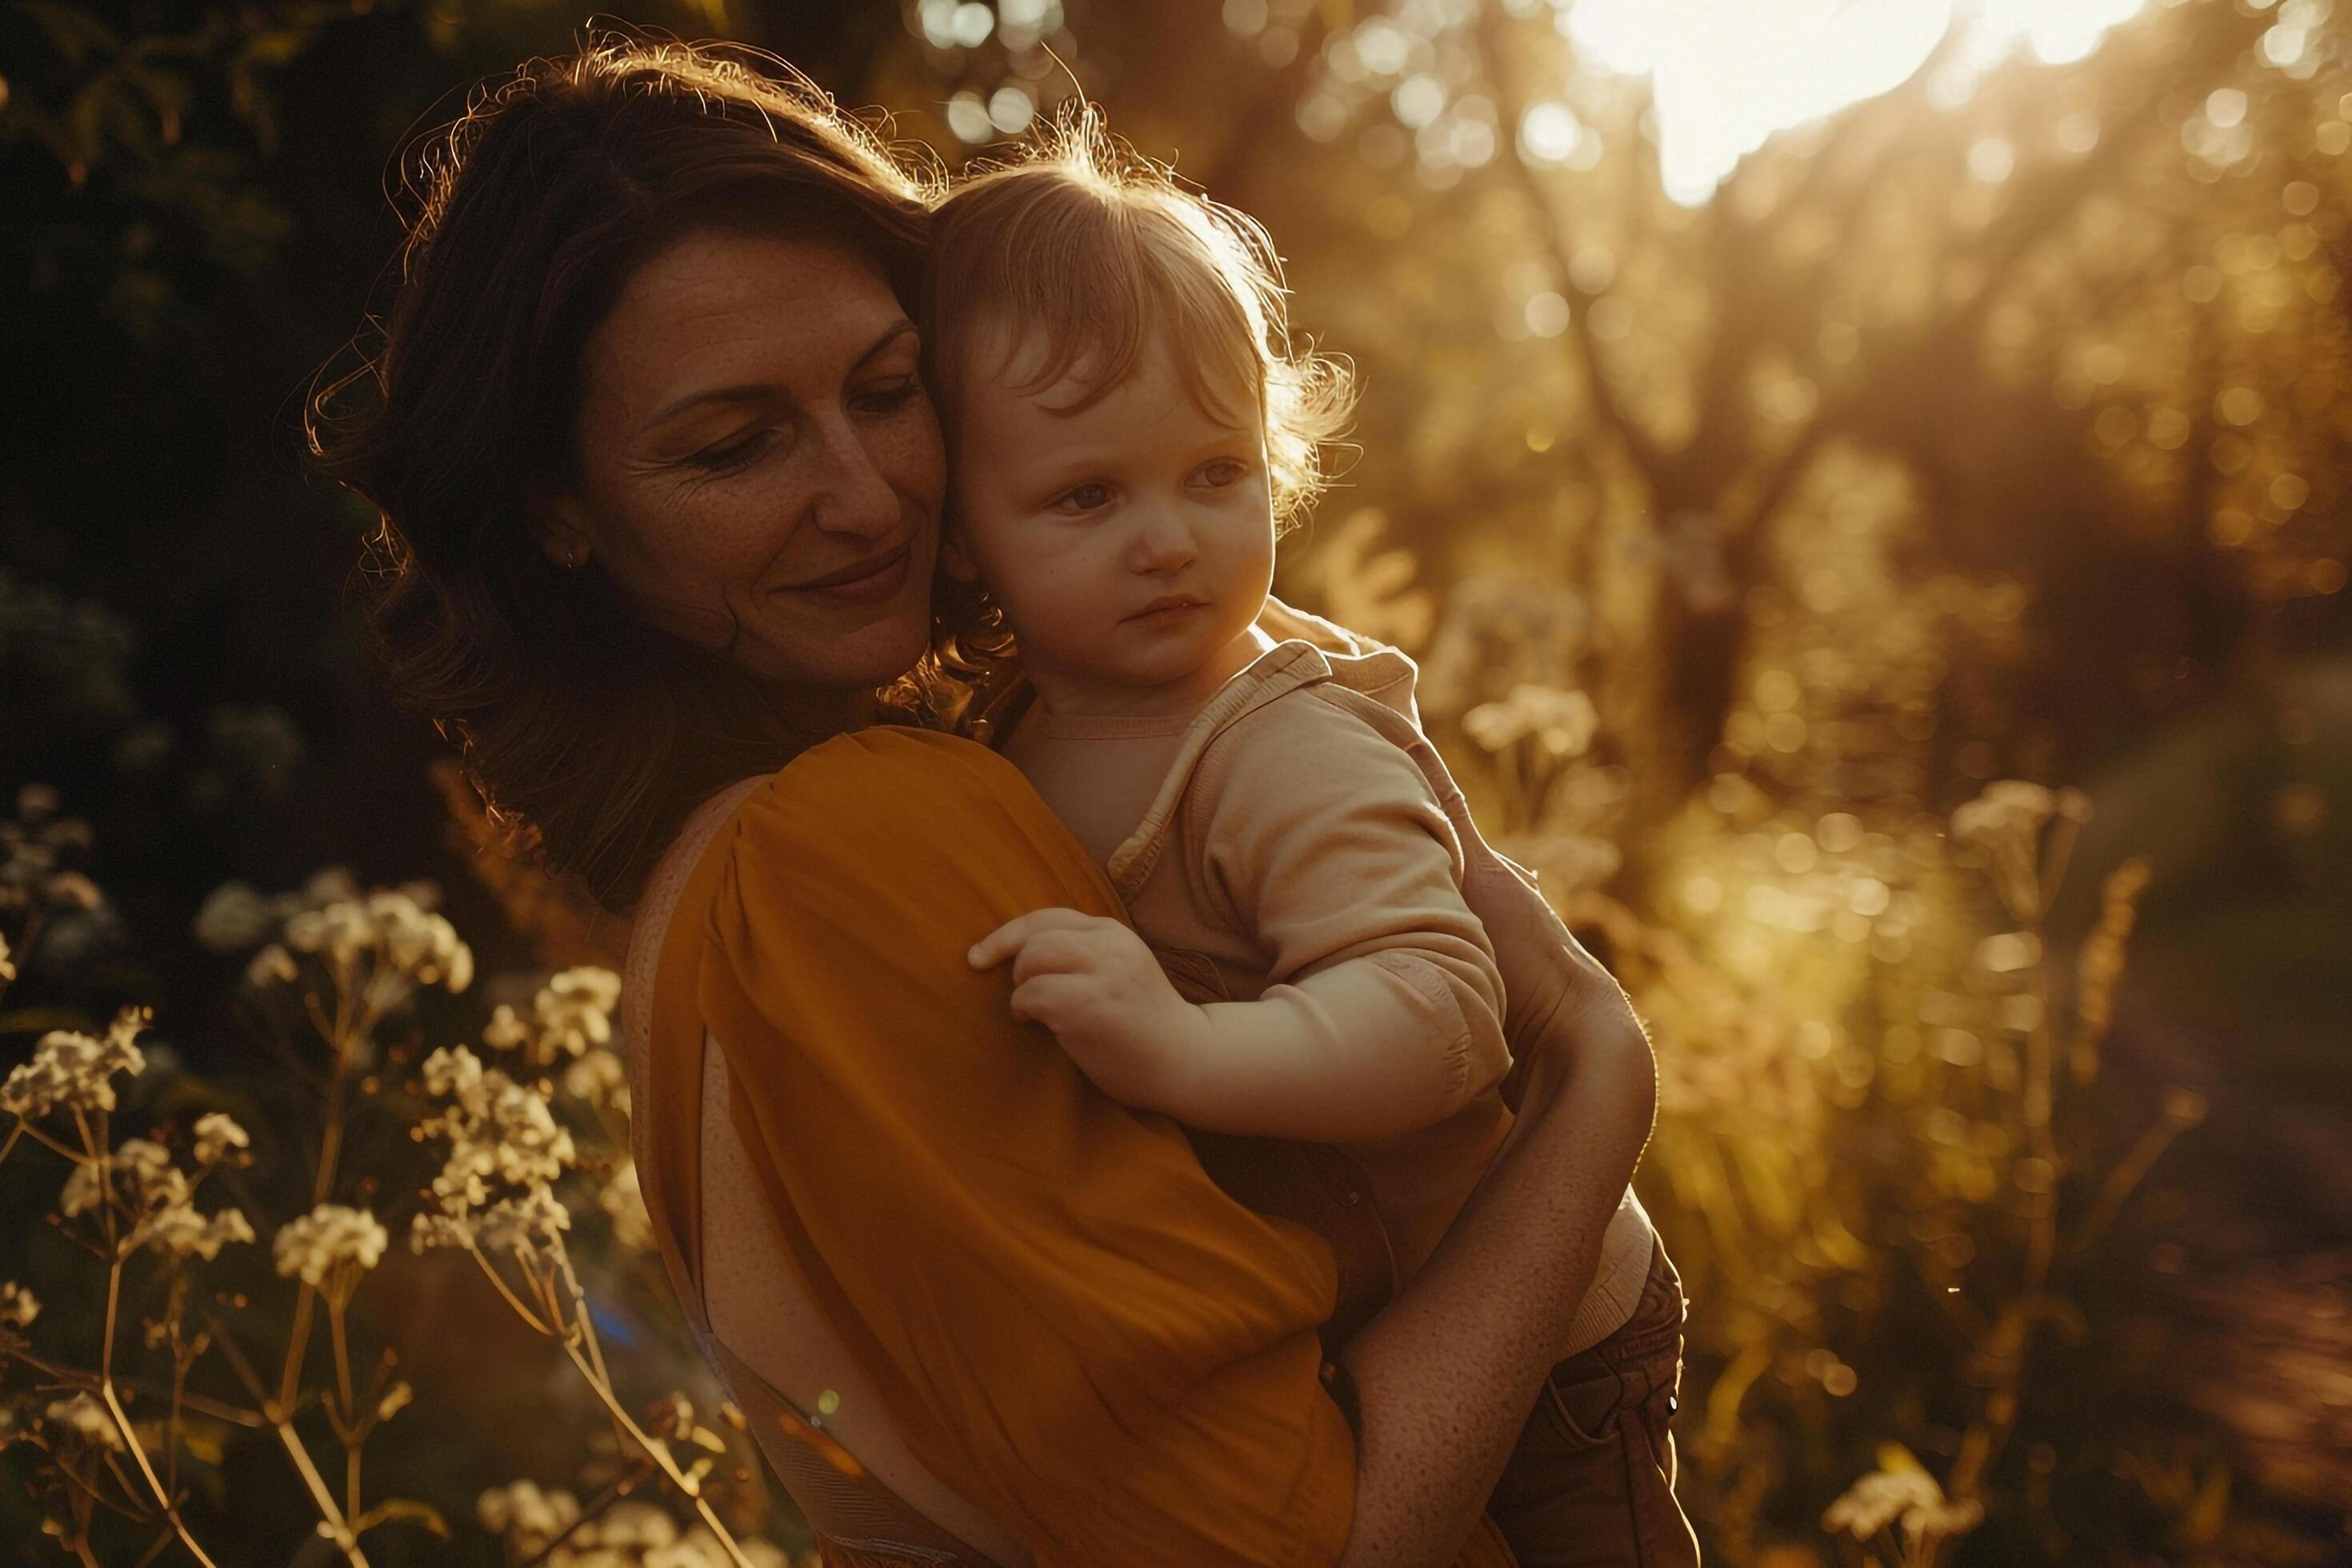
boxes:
[1562,0,2150,203]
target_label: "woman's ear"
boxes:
[527,490,595,573]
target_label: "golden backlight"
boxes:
[1564,0,2148,202]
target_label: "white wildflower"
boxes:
[191,1111,250,1165]
[278,888,473,995]
[593,1499,678,1549]
[43,1392,123,1451]
[300,866,362,907]
[1824,1466,1942,1539]
[562,1047,626,1110]
[192,881,273,952]
[58,1137,190,1222]
[409,1211,476,1253]
[1462,682,1598,758]
[477,1187,570,1254]
[273,1203,389,1287]
[42,871,102,911]
[481,1005,530,1052]
[421,1045,486,1105]
[1824,1453,1983,1550]
[430,1141,494,1210]
[0,1282,38,1328]
[2,1008,149,1118]
[598,1158,654,1250]
[478,1479,580,1554]
[60,1160,106,1218]
[246,943,298,988]
[132,1204,255,1262]
[494,968,623,1066]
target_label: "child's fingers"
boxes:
[1006,973,1078,1028]
[969,907,1108,970]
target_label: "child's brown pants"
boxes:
[1486,1242,1703,1566]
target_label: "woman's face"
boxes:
[541,231,945,691]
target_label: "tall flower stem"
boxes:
[203,1308,373,1568]
[554,1335,756,1568]
[99,1261,221,1568]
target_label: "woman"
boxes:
[314,38,1666,1567]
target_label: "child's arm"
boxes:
[970,700,1509,1142]
[1176,698,1510,1139]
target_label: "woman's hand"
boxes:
[969,908,1205,1110]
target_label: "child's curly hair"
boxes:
[930,111,1354,536]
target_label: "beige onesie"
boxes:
[994,607,1654,1354]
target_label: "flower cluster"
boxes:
[283,890,474,990]
[1950,779,2091,922]
[1462,682,1599,758]
[1,783,103,932]
[191,867,362,953]
[476,1482,794,1568]
[1822,1453,1985,1551]
[2,1008,148,1118]
[272,1203,389,1290]
[0,1282,38,1329]
[58,1133,255,1262]
[410,1046,580,1259]
[483,967,622,1070]
[215,874,476,1002]
[41,1393,122,1454]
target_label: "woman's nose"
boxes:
[809,413,901,538]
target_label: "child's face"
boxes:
[945,328,1276,715]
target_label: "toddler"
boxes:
[942,126,1695,1564]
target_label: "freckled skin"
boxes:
[540,232,945,710]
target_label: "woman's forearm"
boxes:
[1334,986,1658,1567]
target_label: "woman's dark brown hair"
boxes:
[312,37,1000,910]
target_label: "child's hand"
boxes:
[968,908,1204,1111]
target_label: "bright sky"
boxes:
[1562,0,2148,203]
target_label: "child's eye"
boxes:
[1194,458,1249,488]
[1051,482,1117,514]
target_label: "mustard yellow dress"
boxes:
[634,725,1517,1566]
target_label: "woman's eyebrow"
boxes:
[643,320,919,430]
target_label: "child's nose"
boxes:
[1132,510,1198,571]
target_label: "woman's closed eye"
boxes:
[686,427,780,473]
[851,375,922,417]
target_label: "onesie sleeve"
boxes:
[693,727,1355,1565]
[1186,696,1513,1138]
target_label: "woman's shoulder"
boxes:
[722,726,1033,843]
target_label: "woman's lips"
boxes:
[797,544,912,604]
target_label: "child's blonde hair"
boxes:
[930,114,1352,533]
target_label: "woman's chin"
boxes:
[747,612,933,690]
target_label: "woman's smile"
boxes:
[787,541,916,603]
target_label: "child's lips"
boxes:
[1130,596,1207,622]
